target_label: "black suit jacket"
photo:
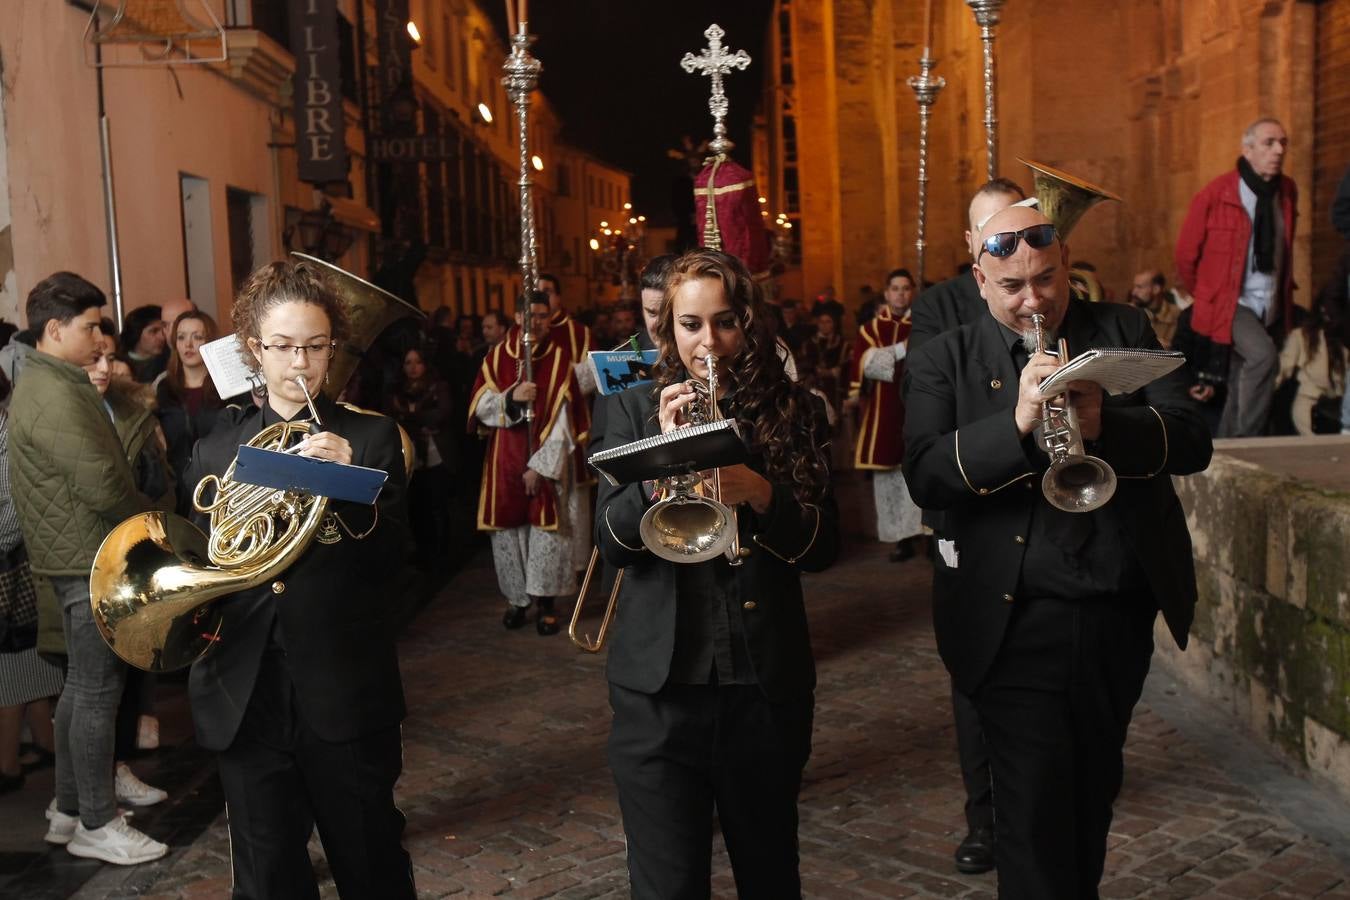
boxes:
[902,301,1212,694]
[593,387,839,703]
[909,270,986,356]
[185,397,410,750]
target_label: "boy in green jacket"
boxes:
[8,272,165,865]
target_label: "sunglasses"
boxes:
[977,223,1058,261]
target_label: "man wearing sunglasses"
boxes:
[902,203,1213,899]
[910,178,1028,355]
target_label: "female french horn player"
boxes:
[183,260,414,900]
[595,249,839,899]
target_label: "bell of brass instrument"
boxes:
[292,252,424,400]
[91,415,329,671]
[638,354,744,564]
[1020,158,1121,241]
[1028,313,1117,513]
[90,255,424,672]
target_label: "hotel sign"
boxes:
[289,0,348,183]
[369,134,458,162]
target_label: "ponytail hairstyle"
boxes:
[653,249,830,505]
[231,259,350,374]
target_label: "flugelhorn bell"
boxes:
[1019,158,1121,240]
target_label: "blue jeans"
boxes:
[52,575,127,829]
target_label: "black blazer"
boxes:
[594,387,839,703]
[909,270,987,356]
[185,397,410,750]
[902,300,1213,695]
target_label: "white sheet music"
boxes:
[199,334,264,400]
[1037,348,1186,397]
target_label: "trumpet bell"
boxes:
[639,495,737,564]
[1042,454,1117,513]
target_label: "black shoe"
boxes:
[889,539,916,563]
[954,826,995,874]
[19,745,55,773]
[0,771,24,795]
[503,606,529,630]
[536,598,560,636]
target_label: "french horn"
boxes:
[90,253,423,672]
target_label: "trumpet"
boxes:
[637,354,747,565]
[1028,313,1116,513]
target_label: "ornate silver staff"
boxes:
[503,20,542,447]
[907,53,945,290]
[966,0,1007,180]
[680,24,751,252]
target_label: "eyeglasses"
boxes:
[257,341,337,360]
[976,224,1058,261]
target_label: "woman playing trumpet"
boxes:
[184,260,414,900]
[594,249,838,899]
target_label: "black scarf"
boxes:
[1237,156,1279,274]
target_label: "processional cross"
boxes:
[680,24,751,156]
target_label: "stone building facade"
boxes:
[0,0,630,329]
[758,0,1347,315]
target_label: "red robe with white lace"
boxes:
[468,327,591,530]
[849,305,911,470]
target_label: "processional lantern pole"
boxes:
[907,48,945,291]
[502,17,542,449]
[966,0,1007,180]
[680,24,752,252]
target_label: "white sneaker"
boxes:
[136,715,160,750]
[66,814,167,865]
[44,800,77,846]
[114,763,168,807]
[46,798,136,844]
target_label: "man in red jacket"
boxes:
[1175,118,1296,437]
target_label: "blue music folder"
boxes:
[233,445,389,505]
[591,349,660,396]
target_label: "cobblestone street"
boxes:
[1,476,1345,899]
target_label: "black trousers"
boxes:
[114,668,154,760]
[607,682,814,900]
[951,682,993,831]
[973,596,1154,900]
[217,650,415,900]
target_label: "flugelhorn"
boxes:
[1028,313,1116,513]
[638,354,746,565]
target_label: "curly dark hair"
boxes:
[1304,250,1350,386]
[652,249,830,505]
[231,259,351,373]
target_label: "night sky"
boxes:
[485,1,775,227]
